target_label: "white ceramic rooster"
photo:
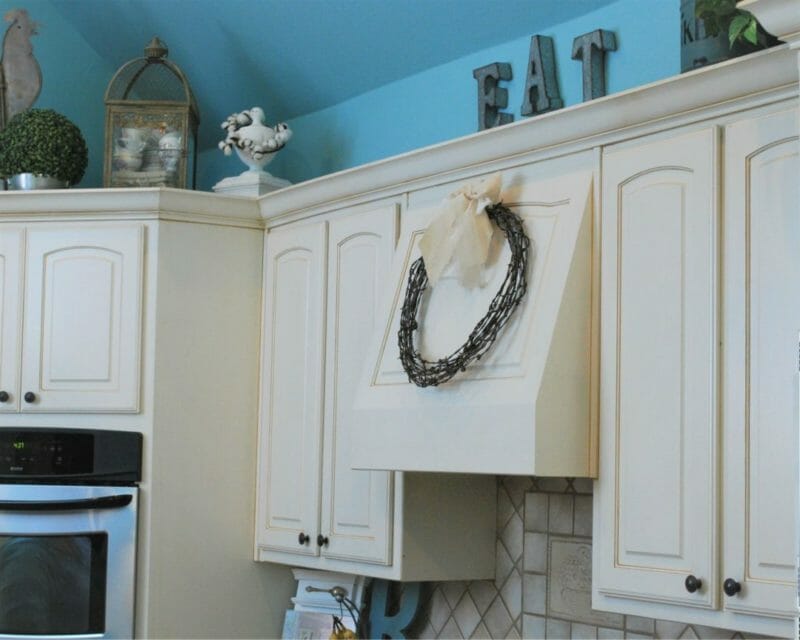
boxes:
[0,9,41,128]
[218,107,291,173]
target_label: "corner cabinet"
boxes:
[0,223,143,412]
[255,201,497,580]
[593,107,799,638]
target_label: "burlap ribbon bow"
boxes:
[418,173,502,288]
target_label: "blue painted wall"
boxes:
[1,0,116,187]
[4,0,679,190]
[260,0,680,188]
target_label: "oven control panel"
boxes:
[0,432,93,475]
[0,428,142,483]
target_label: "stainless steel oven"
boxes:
[0,428,142,640]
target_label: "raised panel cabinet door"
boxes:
[594,128,719,609]
[0,228,23,412]
[722,108,799,623]
[320,204,398,564]
[256,221,327,556]
[20,224,144,412]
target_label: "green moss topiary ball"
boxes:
[0,108,89,186]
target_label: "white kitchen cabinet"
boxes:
[0,190,297,640]
[593,108,798,638]
[0,227,23,413]
[257,219,327,557]
[0,223,143,413]
[255,202,497,580]
[319,208,397,564]
[720,107,799,625]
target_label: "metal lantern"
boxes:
[104,36,199,189]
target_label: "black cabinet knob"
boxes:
[684,574,702,593]
[317,534,329,547]
[298,532,310,545]
[0,391,9,403]
[23,391,36,403]
[723,578,741,597]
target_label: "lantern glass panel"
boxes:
[106,107,193,188]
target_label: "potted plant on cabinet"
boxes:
[0,108,88,189]
[682,0,780,71]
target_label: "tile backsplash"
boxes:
[414,478,768,639]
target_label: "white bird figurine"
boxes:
[0,9,42,128]
[218,107,292,174]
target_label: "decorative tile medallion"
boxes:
[547,537,624,628]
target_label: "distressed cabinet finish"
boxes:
[257,219,327,556]
[595,127,718,607]
[319,209,397,564]
[0,228,22,412]
[721,107,799,625]
[0,190,294,640]
[0,223,143,412]
[594,107,798,638]
[255,202,496,580]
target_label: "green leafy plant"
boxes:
[695,0,774,48]
[0,108,88,185]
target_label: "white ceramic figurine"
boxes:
[218,107,291,173]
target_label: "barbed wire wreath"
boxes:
[398,202,531,388]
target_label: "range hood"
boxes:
[351,155,596,476]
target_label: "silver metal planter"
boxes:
[6,173,69,190]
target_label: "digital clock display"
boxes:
[1,432,93,476]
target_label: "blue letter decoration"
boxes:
[571,29,617,101]
[472,62,513,131]
[521,35,563,116]
[366,580,422,639]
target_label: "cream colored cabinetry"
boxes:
[255,202,497,580]
[0,223,143,412]
[351,152,597,477]
[0,190,296,640]
[720,107,799,626]
[593,108,798,638]
[257,219,327,556]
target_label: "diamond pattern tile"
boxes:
[440,617,465,639]
[484,597,513,639]
[495,539,515,589]
[692,625,739,639]
[454,592,482,639]
[428,587,452,634]
[416,480,758,640]
[500,568,522,621]
[502,476,534,509]
[501,511,524,561]
[655,620,688,639]
[469,580,499,617]
[442,581,468,610]
[497,483,516,530]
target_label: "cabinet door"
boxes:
[257,222,327,556]
[20,224,144,412]
[0,228,23,412]
[321,205,398,564]
[722,108,799,620]
[595,128,719,609]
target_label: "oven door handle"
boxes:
[0,493,134,511]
